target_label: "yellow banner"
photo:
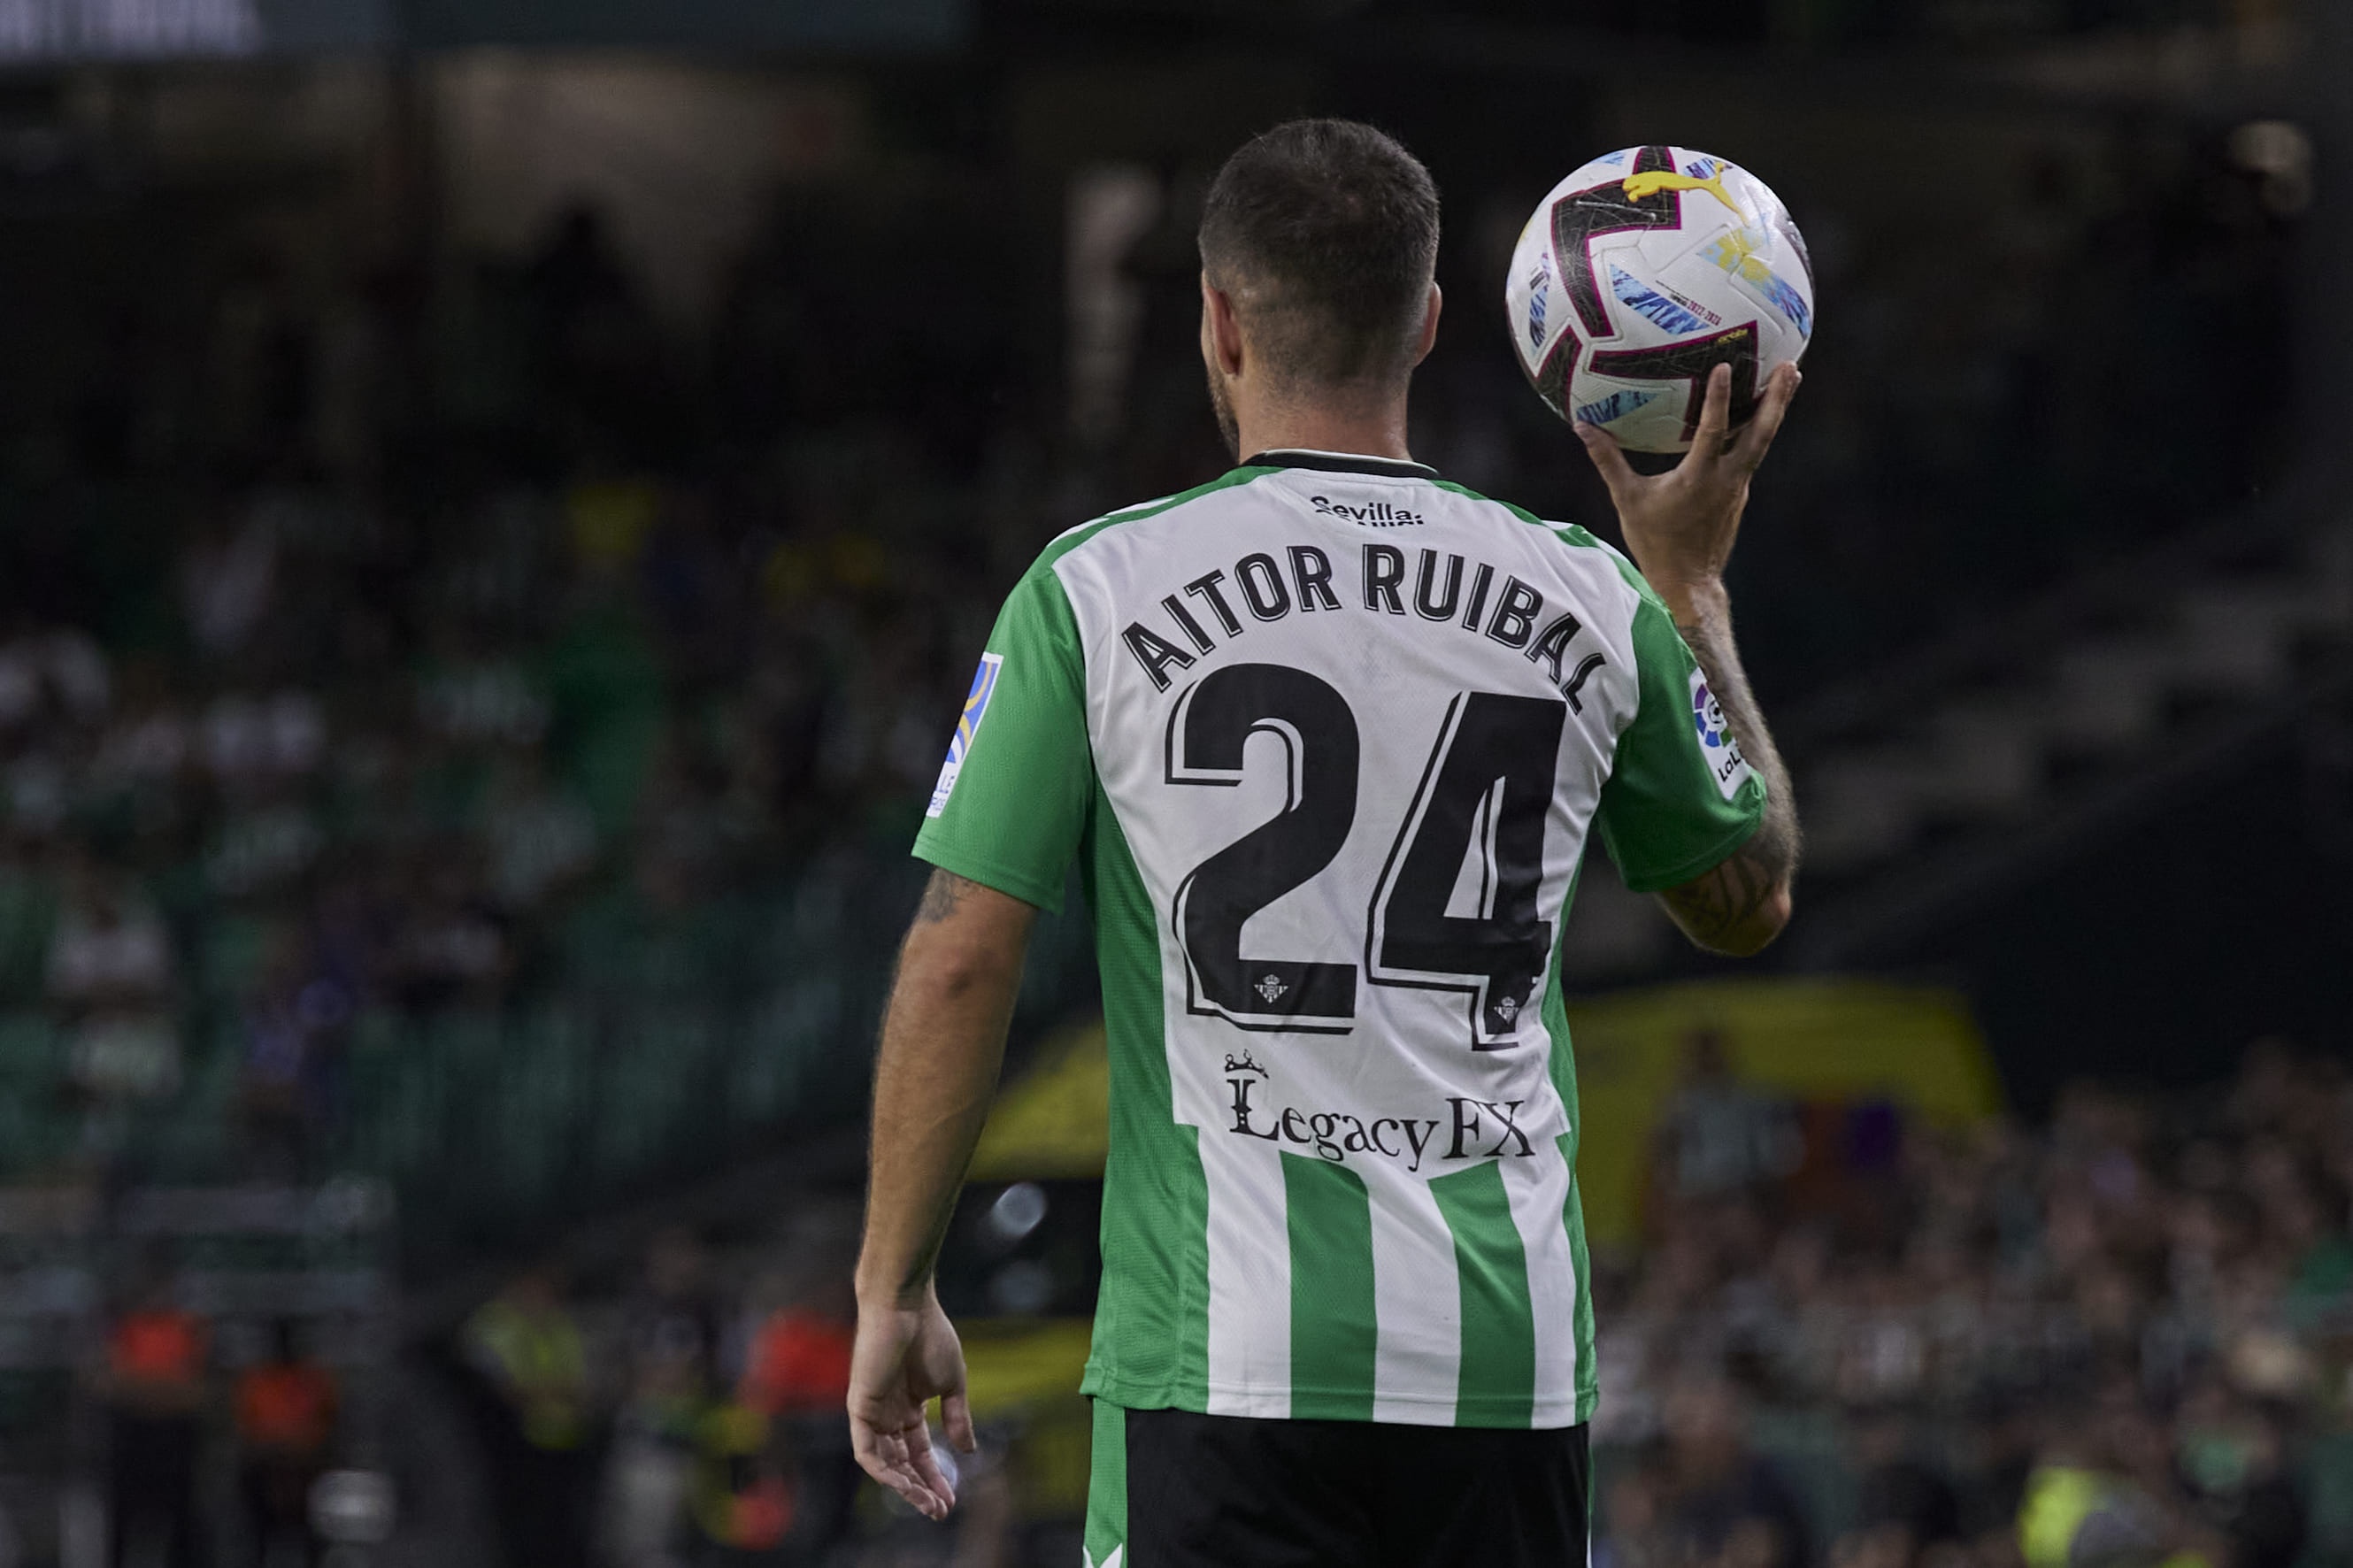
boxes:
[1561,978,2001,1248]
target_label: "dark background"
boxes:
[0,3,2345,1565]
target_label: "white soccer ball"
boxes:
[1505,146,1814,454]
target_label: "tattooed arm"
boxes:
[850,868,1037,1518]
[1577,360,1803,957]
[1658,586,1799,955]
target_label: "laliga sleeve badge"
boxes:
[1688,667,1754,801]
[927,652,1005,819]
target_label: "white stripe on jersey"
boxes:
[1201,1133,1293,1418]
[1367,1167,1461,1425]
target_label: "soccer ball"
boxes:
[1505,146,1814,454]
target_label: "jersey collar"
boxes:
[1244,448,1439,481]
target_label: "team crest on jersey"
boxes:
[1689,667,1754,800]
[927,653,1004,819]
[1255,973,1288,1004]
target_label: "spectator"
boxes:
[736,1274,853,1421]
[236,930,358,1178]
[234,1319,339,1568]
[1654,1375,1813,1568]
[603,1230,724,1568]
[686,1401,797,1562]
[465,1266,600,1568]
[1657,1031,1798,1205]
[49,858,180,1109]
[736,1271,860,1557]
[2016,1396,2203,1568]
[1839,1408,1965,1568]
[485,751,599,913]
[2172,1381,2305,1568]
[47,861,172,1011]
[99,1272,211,1568]
[181,508,280,663]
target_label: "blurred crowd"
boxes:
[447,1222,893,1568]
[96,1284,348,1568]
[1588,1038,2353,1568]
[378,1036,2353,1568]
[0,40,2319,1568]
[0,189,1028,1186]
[0,88,2302,1196]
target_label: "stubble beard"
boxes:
[1205,362,1241,461]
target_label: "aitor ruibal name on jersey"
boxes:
[1114,539,1610,719]
[914,453,1765,1432]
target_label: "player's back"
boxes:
[916,450,1763,1431]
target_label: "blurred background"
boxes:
[0,0,2343,1563]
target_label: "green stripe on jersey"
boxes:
[1430,1160,1538,1426]
[1542,878,1600,1424]
[1282,1154,1378,1421]
[1083,1400,1128,1568]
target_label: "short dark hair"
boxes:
[1198,119,1440,392]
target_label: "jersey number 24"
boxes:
[1165,662,1566,1050]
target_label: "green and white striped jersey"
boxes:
[915,451,1765,1429]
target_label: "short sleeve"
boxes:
[1594,580,1768,894]
[911,558,1094,912]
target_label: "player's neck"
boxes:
[1235,393,1415,466]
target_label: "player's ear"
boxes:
[1202,273,1246,377]
[1411,281,1442,369]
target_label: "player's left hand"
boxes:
[1575,360,1800,617]
[849,1285,976,1520]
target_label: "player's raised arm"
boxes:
[1578,361,1803,956]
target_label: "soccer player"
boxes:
[850,119,1801,1566]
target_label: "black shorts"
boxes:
[1083,1401,1591,1568]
